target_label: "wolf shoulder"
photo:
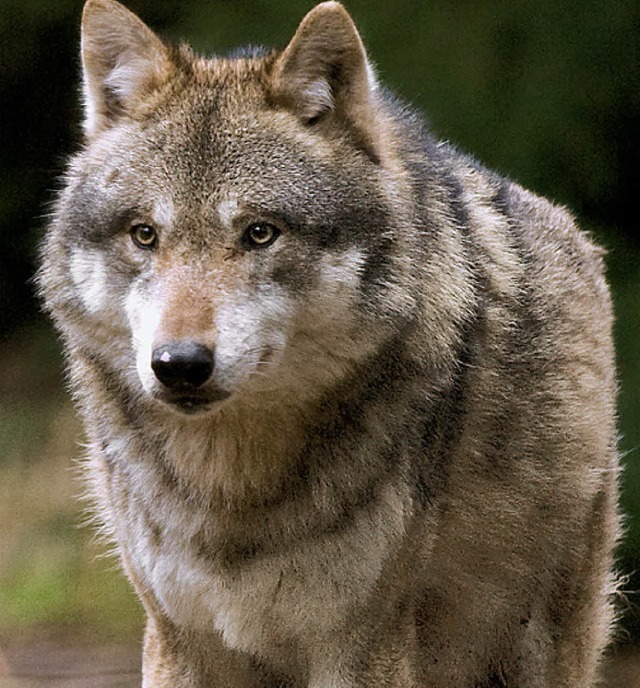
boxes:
[435,135,611,316]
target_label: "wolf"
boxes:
[38,0,620,686]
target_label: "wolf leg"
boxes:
[142,616,262,688]
[308,659,418,688]
[307,625,421,688]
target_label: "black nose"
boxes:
[151,342,214,390]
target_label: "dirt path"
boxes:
[0,641,638,687]
[0,642,140,688]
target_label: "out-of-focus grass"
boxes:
[0,325,143,642]
[0,448,143,639]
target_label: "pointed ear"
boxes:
[80,0,173,139]
[270,2,379,143]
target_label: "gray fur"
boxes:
[39,1,620,686]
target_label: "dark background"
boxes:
[1,0,639,643]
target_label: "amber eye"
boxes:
[130,224,157,249]
[244,223,280,248]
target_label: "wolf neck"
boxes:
[155,396,311,504]
[130,327,427,507]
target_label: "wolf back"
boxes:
[38,1,620,686]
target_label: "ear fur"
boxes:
[270,2,379,146]
[81,0,173,138]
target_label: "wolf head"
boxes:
[40,0,467,419]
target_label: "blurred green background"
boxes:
[1,0,638,647]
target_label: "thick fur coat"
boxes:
[39,1,620,686]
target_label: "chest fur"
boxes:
[108,448,410,658]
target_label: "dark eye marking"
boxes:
[130,224,158,250]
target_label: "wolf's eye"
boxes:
[130,224,157,250]
[244,223,280,248]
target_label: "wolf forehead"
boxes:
[66,67,392,249]
[65,128,390,254]
[77,74,325,190]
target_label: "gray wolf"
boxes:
[39,0,620,685]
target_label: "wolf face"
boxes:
[45,1,419,418]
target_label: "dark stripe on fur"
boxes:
[414,311,477,508]
[77,348,141,428]
[193,330,431,569]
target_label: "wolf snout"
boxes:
[151,341,214,390]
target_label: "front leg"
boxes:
[142,615,262,688]
[307,620,421,688]
[309,659,417,688]
[119,547,264,687]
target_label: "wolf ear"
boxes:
[80,0,173,139]
[270,2,379,151]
